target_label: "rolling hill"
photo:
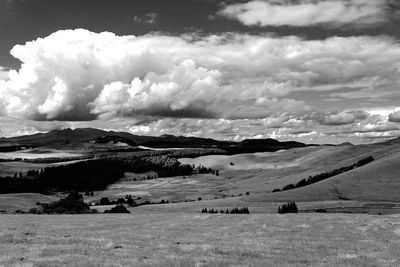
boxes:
[0,128,307,152]
[2,128,400,214]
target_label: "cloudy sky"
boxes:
[1,0,400,144]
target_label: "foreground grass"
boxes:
[1,213,399,266]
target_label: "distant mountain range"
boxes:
[0,128,308,153]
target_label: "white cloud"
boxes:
[389,111,400,122]
[1,109,399,144]
[218,0,388,28]
[321,110,368,126]
[91,59,222,119]
[1,29,400,122]
[0,66,9,80]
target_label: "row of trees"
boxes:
[94,196,136,206]
[100,155,193,178]
[201,207,250,214]
[273,156,375,193]
[29,192,132,214]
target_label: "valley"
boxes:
[1,128,400,214]
[1,128,400,266]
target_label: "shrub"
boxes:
[104,204,130,214]
[315,208,327,213]
[40,192,91,214]
[116,198,126,204]
[28,208,40,214]
[125,195,136,206]
[356,156,374,167]
[282,184,295,191]
[99,197,111,205]
[278,202,298,214]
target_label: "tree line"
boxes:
[273,156,375,193]
[29,192,131,214]
[0,160,125,194]
[201,207,250,214]
[0,150,215,194]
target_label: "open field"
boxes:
[0,193,59,213]
[0,149,84,160]
[98,173,239,203]
[0,159,89,177]
[1,213,400,266]
[178,150,298,171]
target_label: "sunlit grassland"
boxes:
[1,213,399,266]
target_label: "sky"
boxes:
[1,0,400,144]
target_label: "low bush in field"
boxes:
[33,192,97,214]
[104,204,130,214]
[278,202,298,214]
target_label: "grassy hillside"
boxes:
[0,193,58,212]
[1,213,399,266]
[245,143,400,203]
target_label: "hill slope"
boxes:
[245,142,400,203]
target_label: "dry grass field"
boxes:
[0,193,59,213]
[1,213,400,267]
[0,149,84,161]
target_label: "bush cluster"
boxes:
[201,207,249,214]
[31,192,97,214]
[278,202,298,214]
[94,196,136,206]
[104,204,130,214]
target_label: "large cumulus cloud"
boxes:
[1,29,400,121]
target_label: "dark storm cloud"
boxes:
[118,104,220,120]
